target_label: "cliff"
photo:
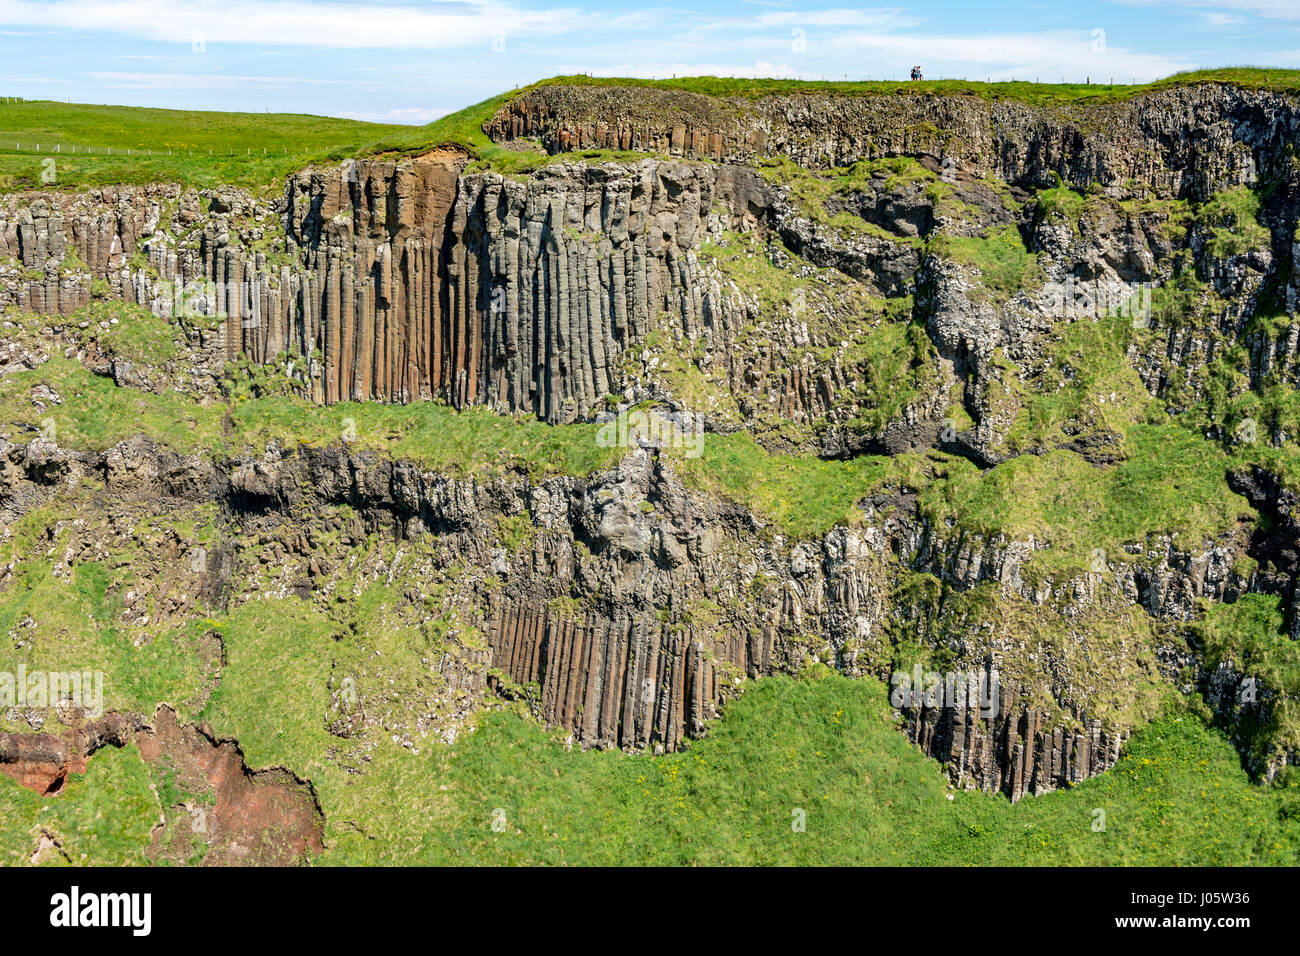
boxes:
[2,79,1299,810]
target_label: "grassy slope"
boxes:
[429,675,1299,866]
[0,100,427,192]
[4,665,1294,866]
[203,591,1287,866]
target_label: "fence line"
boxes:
[0,96,305,158]
[0,141,305,158]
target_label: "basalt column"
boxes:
[284,150,465,405]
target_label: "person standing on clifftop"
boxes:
[910,65,923,81]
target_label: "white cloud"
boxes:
[1200,12,1247,26]
[0,0,584,49]
[752,7,922,29]
[1112,0,1300,21]
[0,74,72,83]
[83,71,350,89]
[335,106,453,124]
[824,30,1196,82]
[578,27,1195,85]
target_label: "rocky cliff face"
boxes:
[0,422,1265,798]
[488,83,1298,194]
[3,81,1299,801]
[2,153,772,423]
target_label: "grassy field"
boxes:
[0,99,429,191]
[3,68,1297,191]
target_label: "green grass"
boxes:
[4,576,1294,865]
[0,99,432,192]
[230,392,620,480]
[1194,594,1300,765]
[194,591,463,864]
[1001,312,1160,455]
[917,423,1248,576]
[424,674,1298,865]
[674,431,901,538]
[837,314,940,437]
[532,68,1300,107]
[0,504,222,725]
[135,579,1300,867]
[0,743,158,866]
[1198,185,1271,258]
[929,224,1040,302]
[13,641,1296,865]
[0,355,224,453]
[1035,184,1089,225]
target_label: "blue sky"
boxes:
[0,0,1296,124]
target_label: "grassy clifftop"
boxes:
[531,67,1300,105]
[3,68,1297,191]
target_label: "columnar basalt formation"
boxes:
[1,157,774,422]
[486,83,1300,194]
[3,80,1300,803]
[486,602,728,751]
[4,84,1297,434]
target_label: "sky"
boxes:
[0,0,1296,125]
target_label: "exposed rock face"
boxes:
[137,706,324,867]
[487,83,1298,195]
[905,700,1126,803]
[3,81,1300,801]
[1,155,777,423]
[439,163,766,421]
[0,713,138,794]
[1,433,1262,798]
[4,84,1296,444]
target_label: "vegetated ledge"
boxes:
[524,68,1300,105]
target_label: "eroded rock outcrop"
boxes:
[0,701,323,866]
[488,83,1298,196]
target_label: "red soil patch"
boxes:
[0,706,323,866]
[138,706,323,866]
